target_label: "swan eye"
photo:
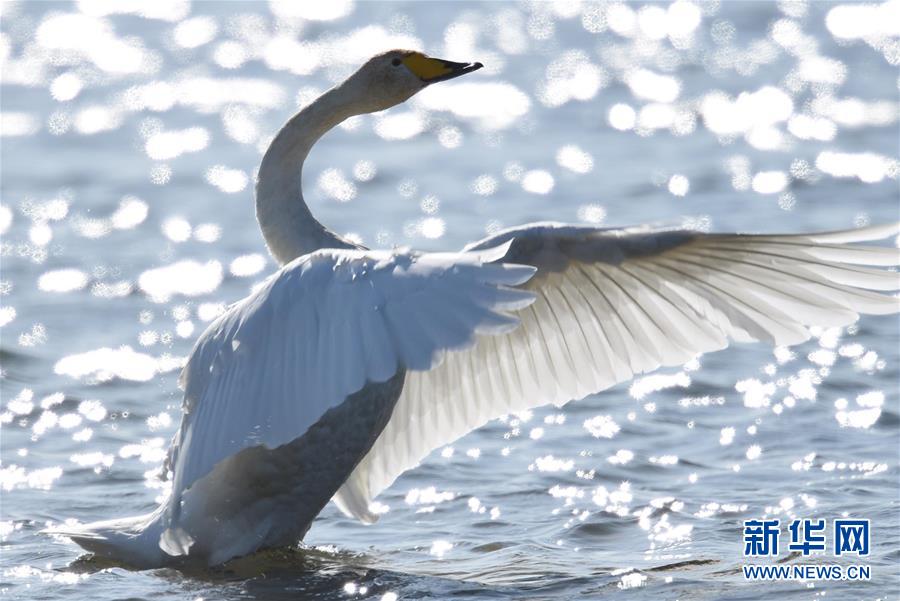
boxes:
[391,58,402,67]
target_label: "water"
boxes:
[2,1,899,599]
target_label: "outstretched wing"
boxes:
[333,222,900,521]
[166,244,536,523]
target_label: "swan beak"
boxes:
[404,54,483,84]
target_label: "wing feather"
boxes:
[334,223,899,520]
[165,245,537,538]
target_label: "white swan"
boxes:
[54,50,900,568]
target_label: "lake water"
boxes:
[1,1,898,599]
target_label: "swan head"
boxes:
[343,50,483,114]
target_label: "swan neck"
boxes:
[256,85,359,264]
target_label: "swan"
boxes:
[52,50,900,568]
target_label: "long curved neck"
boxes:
[256,85,362,265]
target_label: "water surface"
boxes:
[2,1,899,599]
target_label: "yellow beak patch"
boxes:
[402,53,454,81]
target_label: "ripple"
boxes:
[0,112,40,137]
[138,260,223,302]
[145,127,209,161]
[172,16,218,49]
[54,347,176,383]
[417,82,530,130]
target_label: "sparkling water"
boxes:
[1,2,898,599]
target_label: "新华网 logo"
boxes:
[741,518,871,581]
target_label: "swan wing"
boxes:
[166,244,537,522]
[333,222,900,521]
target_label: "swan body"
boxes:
[54,50,900,567]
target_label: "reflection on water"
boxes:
[2,1,899,599]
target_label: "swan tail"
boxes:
[45,510,167,567]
